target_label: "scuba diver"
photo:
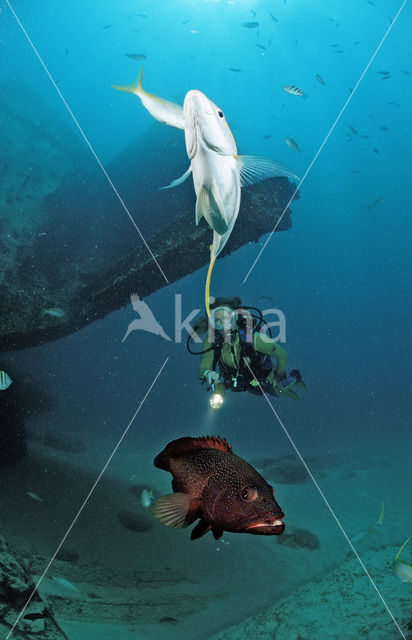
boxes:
[187,297,305,409]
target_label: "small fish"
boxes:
[228,68,241,73]
[361,134,370,138]
[401,70,410,75]
[316,74,325,85]
[141,488,155,508]
[380,126,389,131]
[350,126,358,135]
[335,22,340,28]
[189,29,198,34]
[372,148,380,153]
[367,0,375,5]
[262,134,272,140]
[182,20,189,24]
[125,53,147,61]
[331,43,339,46]
[151,436,285,540]
[256,44,266,50]
[258,295,275,304]
[42,307,66,318]
[282,84,308,98]
[102,24,113,29]
[52,576,81,592]
[27,492,43,502]
[242,21,259,29]
[250,10,256,18]
[285,137,300,152]
[269,12,278,22]
[393,539,412,582]
[380,74,391,81]
[354,40,361,44]
[0,370,12,391]
[333,50,344,53]
[366,196,384,210]
[389,101,401,106]
[377,70,390,75]
[350,500,384,542]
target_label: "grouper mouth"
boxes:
[244,512,285,536]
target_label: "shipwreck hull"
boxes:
[0,91,298,351]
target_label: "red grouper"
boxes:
[151,435,285,540]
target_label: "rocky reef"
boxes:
[0,87,298,351]
[0,535,68,639]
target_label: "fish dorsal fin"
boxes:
[163,435,232,458]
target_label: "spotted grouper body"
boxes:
[152,436,285,540]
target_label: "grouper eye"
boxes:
[217,110,224,118]
[241,487,258,501]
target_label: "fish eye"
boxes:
[217,110,224,118]
[241,487,258,501]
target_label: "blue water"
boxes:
[1,1,411,639]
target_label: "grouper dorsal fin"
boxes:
[162,435,232,458]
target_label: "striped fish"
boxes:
[0,370,12,391]
[282,84,308,98]
[285,137,300,152]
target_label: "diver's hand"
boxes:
[204,370,220,385]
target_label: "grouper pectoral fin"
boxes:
[190,519,212,540]
[151,493,200,529]
[195,182,228,234]
[212,527,223,540]
[159,166,192,190]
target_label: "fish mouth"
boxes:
[244,513,285,536]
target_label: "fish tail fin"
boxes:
[112,66,143,95]
[205,246,216,318]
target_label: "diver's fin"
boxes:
[196,183,228,234]
[212,527,223,540]
[236,155,300,187]
[151,493,200,529]
[112,67,143,96]
[190,519,212,540]
[159,166,192,190]
[283,389,301,400]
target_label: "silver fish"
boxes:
[282,84,308,98]
[0,370,12,391]
[393,539,412,582]
[315,74,325,85]
[42,307,66,318]
[285,137,300,152]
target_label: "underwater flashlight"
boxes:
[209,382,225,409]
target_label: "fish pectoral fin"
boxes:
[190,519,213,540]
[236,155,300,187]
[196,183,228,234]
[159,166,192,190]
[151,493,200,529]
